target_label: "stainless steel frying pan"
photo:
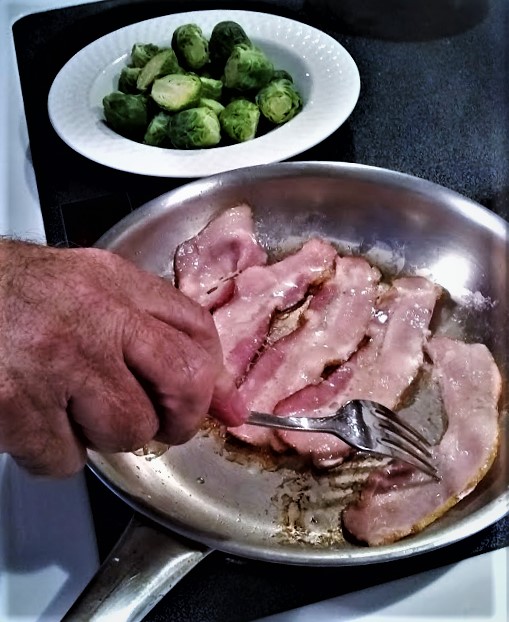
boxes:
[64,162,509,621]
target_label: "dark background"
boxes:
[13,0,509,620]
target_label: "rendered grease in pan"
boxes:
[89,162,509,565]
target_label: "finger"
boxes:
[0,395,86,478]
[69,362,160,453]
[123,315,217,445]
[85,249,222,359]
[11,428,86,478]
[209,369,249,426]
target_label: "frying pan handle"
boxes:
[62,513,210,621]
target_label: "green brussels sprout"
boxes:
[151,73,202,112]
[143,111,171,146]
[130,43,160,68]
[118,66,142,94]
[199,97,225,116]
[169,107,221,149]
[272,69,293,83]
[224,44,274,92]
[171,23,210,70]
[255,78,303,124]
[103,91,148,139]
[136,49,182,91]
[199,76,223,101]
[209,21,251,68]
[219,98,260,142]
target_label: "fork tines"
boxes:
[373,405,440,480]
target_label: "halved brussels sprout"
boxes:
[137,49,182,92]
[199,97,225,116]
[151,73,202,112]
[130,43,160,68]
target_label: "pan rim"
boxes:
[91,161,509,565]
[95,161,509,252]
[86,459,509,566]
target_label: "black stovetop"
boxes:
[12,1,509,620]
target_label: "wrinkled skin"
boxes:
[0,241,248,477]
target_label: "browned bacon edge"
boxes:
[229,255,381,453]
[274,277,442,469]
[342,336,502,546]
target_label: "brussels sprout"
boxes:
[224,44,274,92]
[219,98,260,142]
[143,111,171,146]
[209,21,251,67]
[136,49,182,91]
[151,73,202,112]
[171,23,210,70]
[199,76,223,101]
[130,43,160,68]
[255,78,303,124]
[103,91,148,139]
[169,107,221,149]
[272,69,293,83]
[118,66,142,94]
[199,97,225,116]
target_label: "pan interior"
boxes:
[91,162,509,565]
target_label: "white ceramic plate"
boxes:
[47,10,360,178]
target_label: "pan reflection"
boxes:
[429,254,473,300]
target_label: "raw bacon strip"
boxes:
[174,204,267,310]
[276,277,442,468]
[342,336,502,546]
[229,256,381,449]
[214,238,337,383]
[274,369,354,466]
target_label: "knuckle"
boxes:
[13,437,86,478]
[79,247,120,268]
[156,414,203,447]
[110,408,158,453]
[178,353,216,408]
[119,426,156,452]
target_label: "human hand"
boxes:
[0,240,247,477]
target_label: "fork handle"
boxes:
[247,411,331,433]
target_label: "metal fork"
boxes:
[247,400,439,479]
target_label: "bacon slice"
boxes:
[214,238,337,384]
[275,277,442,468]
[342,336,502,546]
[229,256,381,449]
[174,204,267,310]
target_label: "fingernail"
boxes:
[226,388,249,424]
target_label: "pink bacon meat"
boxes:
[213,238,337,384]
[229,256,381,450]
[275,277,442,468]
[342,336,502,546]
[174,204,268,310]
